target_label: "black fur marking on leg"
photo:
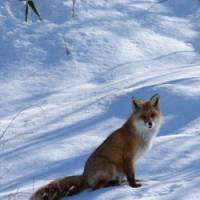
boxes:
[42,193,49,200]
[66,185,78,196]
[104,180,120,187]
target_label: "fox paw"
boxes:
[130,182,142,188]
[135,179,143,184]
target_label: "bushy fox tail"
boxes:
[31,175,88,200]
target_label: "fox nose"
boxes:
[148,122,152,128]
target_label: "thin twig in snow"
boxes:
[0,105,46,141]
[63,35,70,55]
[72,0,76,17]
[32,177,35,194]
[147,0,169,11]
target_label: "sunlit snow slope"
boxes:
[0,0,200,199]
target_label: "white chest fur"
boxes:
[134,118,161,160]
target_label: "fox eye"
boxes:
[140,115,147,121]
[150,113,156,118]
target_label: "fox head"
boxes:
[131,94,162,134]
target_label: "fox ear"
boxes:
[150,94,160,108]
[132,97,143,110]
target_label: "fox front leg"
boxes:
[123,157,142,188]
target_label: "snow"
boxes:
[0,0,200,199]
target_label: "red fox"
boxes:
[31,94,162,200]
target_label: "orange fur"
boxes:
[31,94,162,200]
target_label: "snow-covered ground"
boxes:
[0,0,200,199]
